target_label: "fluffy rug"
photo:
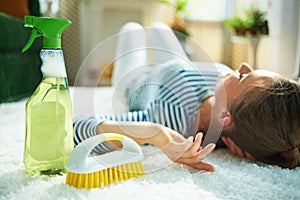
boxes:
[0,87,299,200]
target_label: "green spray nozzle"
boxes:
[22,16,71,53]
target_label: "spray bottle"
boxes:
[22,16,74,175]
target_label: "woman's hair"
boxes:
[227,79,300,169]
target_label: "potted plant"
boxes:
[246,9,269,35]
[225,8,269,36]
[224,15,249,36]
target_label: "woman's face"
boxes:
[214,63,282,112]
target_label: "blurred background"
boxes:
[1,0,299,87]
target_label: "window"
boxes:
[38,0,59,16]
[184,0,230,21]
[184,0,270,21]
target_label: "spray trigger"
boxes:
[22,28,42,53]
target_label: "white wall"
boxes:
[264,0,300,78]
[184,0,300,78]
[77,0,300,84]
[77,0,167,86]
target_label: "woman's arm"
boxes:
[97,120,172,148]
[96,120,215,171]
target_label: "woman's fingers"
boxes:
[189,162,215,172]
[196,143,216,160]
[222,136,237,156]
[163,131,216,171]
[226,137,245,157]
[178,132,215,160]
[176,156,215,171]
[176,143,215,164]
[182,132,203,157]
[245,152,256,161]
[222,136,257,160]
[185,143,215,163]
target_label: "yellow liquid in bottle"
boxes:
[24,77,74,175]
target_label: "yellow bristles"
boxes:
[65,161,145,190]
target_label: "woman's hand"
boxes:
[161,130,216,172]
[98,121,215,171]
[221,136,256,160]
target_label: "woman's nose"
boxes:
[238,62,253,74]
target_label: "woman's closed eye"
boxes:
[239,73,249,81]
[239,73,244,79]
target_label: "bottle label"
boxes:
[30,102,66,161]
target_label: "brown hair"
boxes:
[227,79,300,169]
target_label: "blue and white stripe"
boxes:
[74,62,230,154]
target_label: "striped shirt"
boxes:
[73,61,232,153]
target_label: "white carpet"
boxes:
[0,87,299,200]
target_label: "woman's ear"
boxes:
[217,109,233,127]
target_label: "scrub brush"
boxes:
[65,133,144,189]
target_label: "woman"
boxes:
[220,74,300,169]
[74,22,300,171]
